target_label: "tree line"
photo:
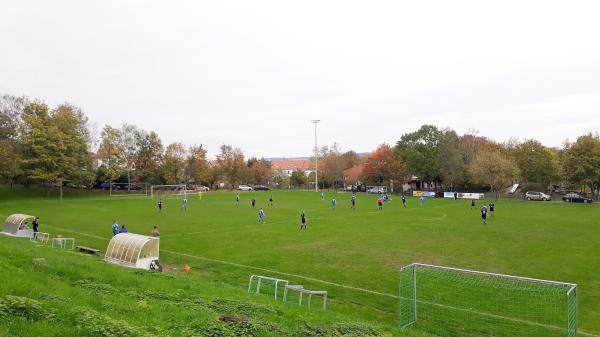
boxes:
[1,95,598,198]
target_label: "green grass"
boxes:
[0,187,599,336]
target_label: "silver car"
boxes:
[525,191,551,201]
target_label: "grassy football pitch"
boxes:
[1,188,599,335]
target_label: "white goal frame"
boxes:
[108,182,149,197]
[150,184,188,199]
[248,275,289,300]
[399,263,577,337]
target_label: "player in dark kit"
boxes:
[402,195,407,208]
[489,202,495,216]
[158,199,163,212]
[471,199,475,209]
[300,211,307,229]
[351,194,356,209]
[481,204,488,224]
[268,195,273,206]
[251,199,256,207]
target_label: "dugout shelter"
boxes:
[104,233,160,270]
[2,214,35,238]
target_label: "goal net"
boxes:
[399,263,577,337]
[150,185,188,199]
[107,183,148,196]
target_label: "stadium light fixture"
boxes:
[311,120,320,192]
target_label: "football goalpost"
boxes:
[150,185,206,199]
[108,183,149,197]
[150,185,187,199]
[399,263,577,337]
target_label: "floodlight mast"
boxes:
[311,120,320,192]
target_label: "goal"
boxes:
[107,183,148,196]
[150,185,188,199]
[399,263,577,337]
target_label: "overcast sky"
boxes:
[1,0,599,158]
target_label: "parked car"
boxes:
[99,183,120,190]
[562,193,593,203]
[525,191,551,201]
[253,185,270,191]
[238,185,253,191]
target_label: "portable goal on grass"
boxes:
[150,184,188,199]
[399,263,577,337]
[248,275,289,300]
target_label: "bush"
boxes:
[72,307,152,337]
[0,295,56,322]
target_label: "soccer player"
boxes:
[331,197,337,210]
[454,192,458,200]
[419,196,425,207]
[321,192,324,201]
[32,217,39,234]
[158,199,163,212]
[481,203,488,224]
[402,195,407,208]
[377,196,383,210]
[236,194,240,206]
[489,202,495,217]
[151,226,160,237]
[111,220,119,236]
[300,211,307,229]
[268,195,273,206]
[258,208,265,224]
[351,194,356,209]
[251,198,256,207]
[182,197,188,211]
[471,199,475,209]
[119,224,128,233]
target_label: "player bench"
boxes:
[76,245,100,255]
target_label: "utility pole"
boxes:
[311,120,320,192]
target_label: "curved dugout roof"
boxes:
[3,214,35,235]
[105,233,159,269]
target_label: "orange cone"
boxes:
[183,264,191,272]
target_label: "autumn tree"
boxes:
[216,144,246,189]
[98,125,126,188]
[563,133,600,199]
[119,124,140,186]
[247,157,273,185]
[162,143,187,184]
[395,125,443,186]
[290,169,307,187]
[51,103,94,187]
[361,144,402,186]
[320,143,345,188]
[512,139,561,190]
[185,145,210,185]
[134,130,164,184]
[437,129,465,190]
[0,95,26,187]
[470,146,520,198]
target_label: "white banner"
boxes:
[443,192,484,199]
[457,192,484,200]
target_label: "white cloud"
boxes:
[1,0,598,157]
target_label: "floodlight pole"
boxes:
[311,120,320,192]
